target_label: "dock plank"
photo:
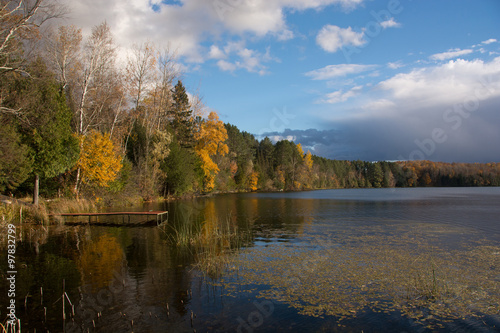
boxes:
[50,211,168,225]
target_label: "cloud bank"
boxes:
[266,57,500,162]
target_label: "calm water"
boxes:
[1,188,499,332]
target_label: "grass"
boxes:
[0,201,49,224]
[0,197,98,225]
[162,213,250,278]
[46,198,97,223]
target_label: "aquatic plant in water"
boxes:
[214,223,500,330]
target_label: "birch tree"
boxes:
[126,41,157,115]
[74,21,115,136]
[45,24,82,90]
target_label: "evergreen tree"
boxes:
[15,59,80,204]
[168,80,194,148]
[162,139,200,195]
[0,116,32,192]
[368,162,384,188]
[126,120,148,167]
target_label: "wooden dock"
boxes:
[51,211,168,226]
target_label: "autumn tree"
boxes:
[304,150,313,170]
[297,149,315,189]
[194,111,229,192]
[126,41,157,114]
[45,25,82,90]
[225,124,258,188]
[75,130,122,193]
[73,22,116,135]
[69,22,118,192]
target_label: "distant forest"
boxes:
[1,3,499,204]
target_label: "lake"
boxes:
[1,187,499,332]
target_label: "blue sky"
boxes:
[65,0,500,162]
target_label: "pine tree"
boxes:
[168,80,194,148]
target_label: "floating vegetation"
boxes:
[215,223,500,330]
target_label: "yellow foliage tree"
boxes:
[76,130,123,189]
[296,143,305,161]
[194,111,229,192]
[304,150,313,170]
[248,171,259,191]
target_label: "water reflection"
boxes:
[79,234,124,290]
[0,188,499,332]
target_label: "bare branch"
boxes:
[0,0,66,74]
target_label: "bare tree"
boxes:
[74,21,115,135]
[151,46,178,132]
[125,41,157,118]
[0,0,66,115]
[44,24,82,89]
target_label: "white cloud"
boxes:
[215,0,365,39]
[277,29,295,41]
[267,135,297,143]
[317,86,363,104]
[378,57,500,107]
[217,60,237,72]
[209,45,226,59]
[61,0,366,66]
[482,38,497,45]
[214,41,275,75]
[305,64,376,80]
[380,18,401,29]
[363,98,396,111]
[387,61,404,69]
[316,25,365,53]
[429,48,474,61]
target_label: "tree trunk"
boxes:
[33,174,39,206]
[74,167,80,199]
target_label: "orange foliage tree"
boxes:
[75,130,122,192]
[248,171,259,191]
[194,111,229,192]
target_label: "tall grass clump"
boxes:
[1,202,49,224]
[46,198,97,224]
[163,213,249,279]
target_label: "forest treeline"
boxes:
[1,1,499,205]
